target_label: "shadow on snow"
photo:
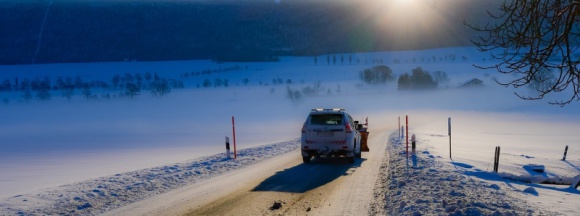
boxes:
[252,157,366,193]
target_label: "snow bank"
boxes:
[382,132,556,215]
[0,140,299,215]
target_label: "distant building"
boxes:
[459,78,484,88]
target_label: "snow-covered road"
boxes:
[107,126,393,216]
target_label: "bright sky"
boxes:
[356,0,453,49]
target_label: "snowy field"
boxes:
[1,46,579,214]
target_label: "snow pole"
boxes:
[398,116,401,140]
[494,146,501,173]
[563,145,569,161]
[406,115,409,157]
[232,116,237,159]
[493,146,497,172]
[448,117,452,159]
[225,136,231,159]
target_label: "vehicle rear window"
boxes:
[310,114,343,125]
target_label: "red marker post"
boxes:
[232,116,237,159]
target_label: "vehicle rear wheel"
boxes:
[302,156,311,163]
[355,143,362,158]
[349,149,356,164]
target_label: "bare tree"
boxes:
[466,0,580,106]
[151,78,171,97]
[61,85,74,101]
[125,82,140,97]
[81,83,92,99]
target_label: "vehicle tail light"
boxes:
[345,122,352,133]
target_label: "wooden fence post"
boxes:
[494,146,501,173]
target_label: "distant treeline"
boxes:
[0,0,494,64]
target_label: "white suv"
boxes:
[300,108,362,163]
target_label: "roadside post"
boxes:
[398,116,401,140]
[448,117,452,159]
[494,146,501,173]
[225,137,231,159]
[406,115,409,157]
[563,145,569,161]
[232,116,237,159]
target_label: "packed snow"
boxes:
[1,46,579,215]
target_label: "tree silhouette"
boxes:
[125,83,140,97]
[410,67,437,90]
[359,65,395,84]
[61,84,74,101]
[81,83,93,99]
[397,74,412,90]
[466,0,580,105]
[397,67,437,90]
[151,77,171,96]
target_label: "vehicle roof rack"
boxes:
[311,108,345,112]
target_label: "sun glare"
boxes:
[379,0,429,24]
[389,0,424,12]
[362,0,450,49]
[392,0,416,7]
